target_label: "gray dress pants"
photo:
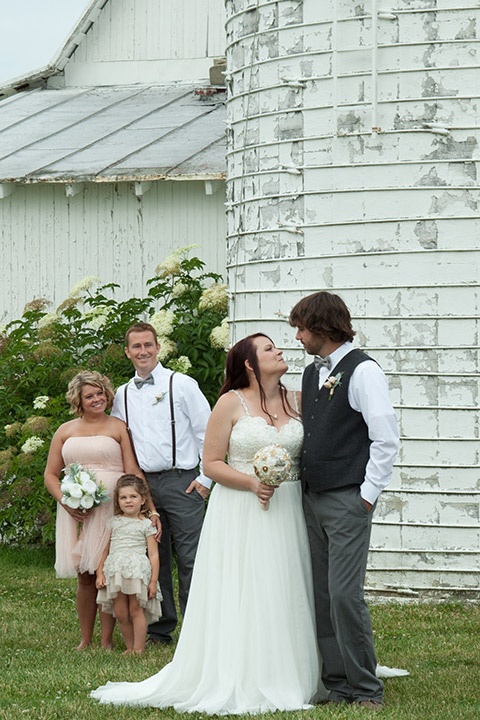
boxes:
[303,484,383,703]
[145,469,205,641]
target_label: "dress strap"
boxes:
[230,389,250,416]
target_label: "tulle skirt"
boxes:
[97,568,163,625]
[91,481,325,713]
[55,469,120,577]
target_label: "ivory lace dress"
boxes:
[91,390,324,713]
[96,516,162,624]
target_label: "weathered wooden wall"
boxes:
[225,0,480,594]
[0,180,226,322]
[63,0,227,86]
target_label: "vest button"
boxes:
[311,415,314,419]
[315,398,318,402]
[307,432,311,436]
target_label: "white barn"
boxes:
[2,0,479,596]
[0,0,228,322]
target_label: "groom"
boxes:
[289,292,399,710]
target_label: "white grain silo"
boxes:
[225,0,480,595]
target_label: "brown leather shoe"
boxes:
[357,700,383,711]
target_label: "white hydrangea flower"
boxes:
[155,244,199,278]
[176,356,192,373]
[150,309,175,337]
[171,281,188,298]
[68,276,100,298]
[157,337,178,362]
[83,304,111,330]
[21,436,45,454]
[33,395,49,410]
[38,313,59,329]
[155,251,182,278]
[210,318,229,350]
[198,283,228,312]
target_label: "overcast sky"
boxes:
[0,0,89,84]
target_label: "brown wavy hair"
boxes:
[218,333,295,423]
[289,291,355,343]
[113,475,150,517]
[125,322,158,347]
[66,371,114,416]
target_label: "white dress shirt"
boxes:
[315,341,399,504]
[112,362,212,489]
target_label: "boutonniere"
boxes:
[324,372,343,400]
[152,392,167,406]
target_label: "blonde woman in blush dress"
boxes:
[44,371,161,650]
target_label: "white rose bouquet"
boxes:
[60,463,109,512]
[253,444,292,511]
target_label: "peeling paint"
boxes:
[415,167,447,187]
[425,136,478,160]
[226,0,480,592]
[421,75,458,99]
[455,18,476,41]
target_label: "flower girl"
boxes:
[96,475,162,654]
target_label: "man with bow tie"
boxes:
[289,292,398,711]
[112,322,211,645]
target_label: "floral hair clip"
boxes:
[323,372,343,400]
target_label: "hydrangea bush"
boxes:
[0,248,229,544]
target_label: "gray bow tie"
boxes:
[314,355,331,371]
[134,374,154,389]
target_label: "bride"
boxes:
[91,333,405,713]
[91,333,325,712]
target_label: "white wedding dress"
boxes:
[91,392,325,713]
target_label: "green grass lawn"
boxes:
[0,545,479,719]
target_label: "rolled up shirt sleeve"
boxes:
[348,361,399,505]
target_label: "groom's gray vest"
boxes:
[301,349,373,492]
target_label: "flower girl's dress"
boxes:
[91,391,325,713]
[96,515,162,624]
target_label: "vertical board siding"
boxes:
[225,0,480,593]
[0,181,226,322]
[72,0,226,64]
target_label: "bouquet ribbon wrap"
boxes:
[253,444,292,511]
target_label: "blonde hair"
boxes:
[113,475,150,517]
[66,370,114,416]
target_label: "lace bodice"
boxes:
[103,516,156,585]
[227,390,303,479]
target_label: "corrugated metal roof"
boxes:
[0,84,226,182]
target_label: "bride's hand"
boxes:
[250,477,276,504]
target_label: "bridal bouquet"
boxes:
[253,444,292,511]
[60,463,109,512]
